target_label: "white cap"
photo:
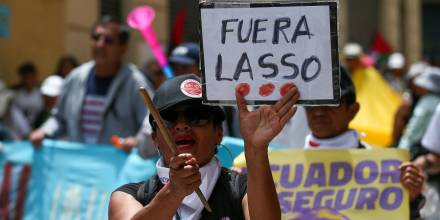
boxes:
[343,43,363,58]
[40,75,63,97]
[413,67,440,93]
[387,53,405,69]
[407,62,429,79]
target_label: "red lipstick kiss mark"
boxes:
[259,83,275,97]
[236,83,250,97]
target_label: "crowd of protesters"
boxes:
[1,13,440,220]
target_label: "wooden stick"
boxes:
[139,87,213,213]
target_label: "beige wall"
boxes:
[0,0,169,86]
[403,0,422,65]
[0,0,426,86]
[379,0,401,52]
[0,0,65,85]
[65,0,98,64]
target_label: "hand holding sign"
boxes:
[399,162,424,202]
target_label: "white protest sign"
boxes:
[200,2,339,105]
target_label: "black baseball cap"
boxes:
[149,74,224,127]
[340,66,356,104]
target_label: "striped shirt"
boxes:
[80,70,114,144]
[80,95,106,144]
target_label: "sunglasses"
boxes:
[158,106,213,128]
[91,33,115,44]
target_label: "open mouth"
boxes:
[175,136,196,149]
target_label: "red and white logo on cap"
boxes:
[180,79,202,98]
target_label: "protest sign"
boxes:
[234,149,410,220]
[200,1,339,105]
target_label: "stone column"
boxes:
[378,0,401,52]
[339,0,348,49]
[403,0,422,65]
[65,0,99,62]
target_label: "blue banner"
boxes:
[0,140,157,220]
[0,137,284,219]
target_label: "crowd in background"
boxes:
[1,14,440,219]
[0,55,78,140]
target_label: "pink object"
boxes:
[127,6,168,67]
[361,55,375,67]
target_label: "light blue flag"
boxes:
[0,141,33,220]
[23,140,156,220]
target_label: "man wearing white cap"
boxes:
[33,75,63,129]
[342,43,364,74]
[384,52,406,94]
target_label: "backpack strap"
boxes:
[221,168,247,202]
[136,175,164,206]
[200,168,247,219]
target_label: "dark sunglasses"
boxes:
[91,33,115,44]
[158,106,213,128]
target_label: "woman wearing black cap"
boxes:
[109,74,299,220]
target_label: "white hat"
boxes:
[343,43,363,58]
[40,75,63,97]
[387,53,405,69]
[407,62,428,80]
[414,67,440,93]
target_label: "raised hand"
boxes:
[236,85,299,150]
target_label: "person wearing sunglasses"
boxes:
[30,15,153,153]
[109,74,299,220]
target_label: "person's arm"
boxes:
[398,99,434,149]
[236,86,299,220]
[109,183,184,220]
[109,154,201,220]
[392,100,411,147]
[109,191,144,220]
[30,77,72,147]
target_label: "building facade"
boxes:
[0,0,439,85]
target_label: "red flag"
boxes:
[171,8,188,48]
[371,33,393,54]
